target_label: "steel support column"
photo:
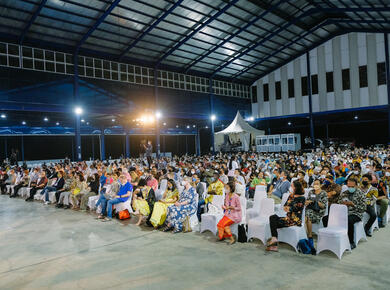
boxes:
[196,129,201,156]
[21,135,24,162]
[125,132,130,158]
[92,136,95,160]
[4,137,7,160]
[185,135,188,155]
[306,52,315,147]
[154,68,160,159]
[385,33,390,144]
[209,79,215,155]
[100,130,105,161]
[73,54,82,161]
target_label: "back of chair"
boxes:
[239,196,247,224]
[212,194,225,208]
[281,192,290,206]
[253,190,267,209]
[160,179,168,192]
[304,188,311,198]
[328,204,348,230]
[255,185,266,194]
[259,198,274,218]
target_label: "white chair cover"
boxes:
[247,198,275,244]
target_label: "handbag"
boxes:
[118,209,130,220]
[307,192,321,212]
[237,224,247,243]
[183,216,192,233]
[297,239,311,254]
[72,188,81,196]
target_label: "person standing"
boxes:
[145,140,153,169]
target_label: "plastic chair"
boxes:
[317,204,351,259]
[311,202,328,235]
[114,194,134,214]
[155,179,168,201]
[200,195,225,235]
[246,191,267,221]
[277,207,307,252]
[274,192,290,216]
[247,198,275,244]
[354,221,367,245]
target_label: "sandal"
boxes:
[266,245,278,252]
[162,226,173,232]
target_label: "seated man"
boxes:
[42,171,65,205]
[322,176,366,249]
[268,170,290,204]
[197,171,224,221]
[101,174,132,222]
[360,174,378,236]
[26,171,47,201]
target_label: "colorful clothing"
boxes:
[223,193,242,223]
[133,186,155,216]
[305,190,328,224]
[166,187,197,231]
[281,193,306,227]
[217,216,234,240]
[336,188,366,220]
[150,189,179,227]
[205,179,224,204]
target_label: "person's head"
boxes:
[78,173,84,182]
[273,168,280,178]
[119,174,127,185]
[292,179,304,195]
[138,178,147,188]
[181,176,192,189]
[313,179,321,192]
[347,177,358,193]
[225,182,235,195]
[258,171,264,179]
[167,179,176,191]
[280,170,287,180]
[57,171,63,178]
[361,173,372,188]
[40,171,46,178]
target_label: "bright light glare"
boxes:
[139,115,155,124]
[163,122,167,126]
[112,118,115,122]
[81,119,85,123]
[22,121,26,125]
[44,117,48,122]
[248,116,254,121]
[211,114,216,121]
[155,111,162,119]
[74,107,83,115]
[186,125,190,129]
[1,114,6,119]
[56,122,60,126]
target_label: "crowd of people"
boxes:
[0,145,389,254]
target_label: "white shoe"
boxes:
[44,201,50,205]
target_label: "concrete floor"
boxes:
[0,195,389,290]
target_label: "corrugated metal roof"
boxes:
[0,0,389,84]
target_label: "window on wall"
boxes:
[342,68,350,90]
[377,62,386,85]
[275,81,281,99]
[326,71,334,92]
[251,86,257,103]
[359,65,368,88]
[301,76,308,96]
[288,79,294,98]
[311,75,318,94]
[263,83,269,101]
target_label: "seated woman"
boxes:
[133,178,156,226]
[70,173,88,210]
[149,179,179,229]
[163,177,197,234]
[217,182,242,245]
[80,173,100,211]
[57,173,77,209]
[266,180,306,252]
[305,179,327,254]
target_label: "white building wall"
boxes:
[251,33,389,118]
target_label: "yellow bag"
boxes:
[72,188,81,195]
[183,216,192,233]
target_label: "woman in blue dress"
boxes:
[163,177,197,233]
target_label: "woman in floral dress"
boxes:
[163,177,197,233]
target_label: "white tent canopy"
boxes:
[214,111,264,151]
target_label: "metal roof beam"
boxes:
[118,0,184,61]
[184,0,288,73]
[18,0,47,45]
[155,0,239,67]
[246,0,311,31]
[210,8,319,78]
[75,0,121,54]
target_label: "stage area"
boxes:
[0,195,389,290]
